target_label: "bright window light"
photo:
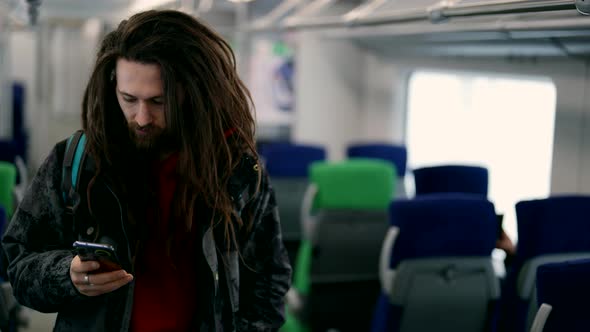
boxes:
[405,70,557,244]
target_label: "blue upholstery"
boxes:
[0,82,28,164]
[260,143,326,266]
[260,143,326,177]
[370,294,399,332]
[347,144,407,177]
[258,141,291,159]
[389,193,497,268]
[500,195,590,332]
[413,165,488,196]
[516,195,590,264]
[12,83,25,138]
[371,193,498,332]
[0,142,19,164]
[536,259,590,332]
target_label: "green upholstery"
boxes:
[283,160,396,332]
[281,306,311,332]
[0,162,17,217]
[293,240,313,296]
[310,159,395,210]
[281,240,312,332]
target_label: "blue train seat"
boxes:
[346,143,407,197]
[530,258,590,332]
[260,143,326,266]
[503,195,590,332]
[372,193,499,332]
[0,83,28,165]
[412,165,488,197]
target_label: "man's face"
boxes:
[115,58,168,152]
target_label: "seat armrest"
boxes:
[300,184,318,242]
[529,303,552,332]
[380,226,399,294]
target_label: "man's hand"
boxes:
[496,229,516,256]
[70,255,134,297]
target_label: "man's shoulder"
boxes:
[229,153,260,192]
[40,133,82,174]
[55,137,69,155]
[50,135,73,167]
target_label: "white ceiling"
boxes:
[38,0,133,20]
[11,0,238,23]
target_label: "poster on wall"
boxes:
[247,36,295,128]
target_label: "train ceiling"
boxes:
[5,0,590,58]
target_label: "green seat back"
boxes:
[0,162,17,217]
[287,160,396,330]
[310,159,395,210]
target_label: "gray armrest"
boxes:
[300,184,318,242]
[529,303,552,332]
[379,226,399,294]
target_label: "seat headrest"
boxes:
[413,165,488,196]
[311,159,395,210]
[389,193,497,267]
[261,143,326,177]
[516,195,590,262]
[346,144,407,176]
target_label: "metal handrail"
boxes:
[281,0,343,28]
[351,8,429,26]
[248,0,304,31]
[442,0,575,18]
[285,0,577,29]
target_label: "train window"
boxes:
[405,70,556,243]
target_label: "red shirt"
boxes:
[131,154,199,331]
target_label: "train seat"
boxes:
[500,195,590,332]
[346,143,407,198]
[530,258,590,332]
[284,159,395,332]
[261,143,326,266]
[412,165,488,197]
[372,193,499,332]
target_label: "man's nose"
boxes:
[135,102,152,127]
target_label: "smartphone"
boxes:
[73,241,123,273]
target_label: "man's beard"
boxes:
[128,122,175,157]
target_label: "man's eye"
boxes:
[152,99,164,105]
[123,97,136,103]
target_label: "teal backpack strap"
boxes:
[62,130,87,212]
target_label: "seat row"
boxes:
[259,142,488,264]
[259,142,590,332]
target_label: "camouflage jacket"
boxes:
[2,138,292,331]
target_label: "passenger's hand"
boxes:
[70,255,134,297]
[496,229,516,257]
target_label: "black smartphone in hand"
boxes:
[73,241,123,273]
